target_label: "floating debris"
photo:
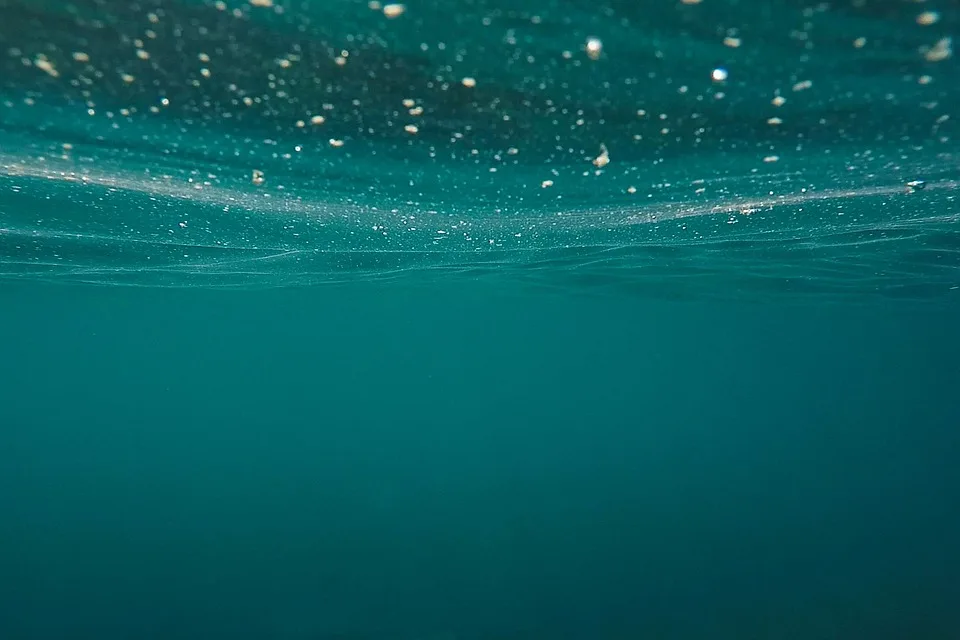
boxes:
[33,55,59,78]
[923,38,952,62]
[252,169,265,185]
[382,3,406,19]
[585,37,603,61]
[592,144,610,168]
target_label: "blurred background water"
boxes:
[1,0,959,638]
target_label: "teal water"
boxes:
[1,0,959,638]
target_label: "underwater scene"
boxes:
[1,0,959,638]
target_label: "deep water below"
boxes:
[1,281,959,639]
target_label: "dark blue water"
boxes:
[1,1,959,638]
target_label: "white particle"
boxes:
[923,38,952,62]
[383,3,406,18]
[592,143,610,168]
[34,56,59,78]
[585,37,603,60]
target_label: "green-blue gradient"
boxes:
[2,284,960,638]
[1,0,959,637]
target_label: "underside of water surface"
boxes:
[0,0,957,297]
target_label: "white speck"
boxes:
[711,67,728,82]
[585,37,603,60]
[383,3,406,18]
[592,143,610,168]
[923,38,952,62]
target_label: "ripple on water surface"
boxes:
[0,0,957,297]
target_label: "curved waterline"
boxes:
[0,0,958,296]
